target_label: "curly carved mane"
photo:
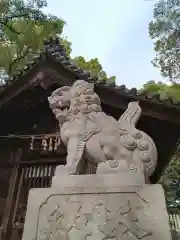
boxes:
[69,82,102,115]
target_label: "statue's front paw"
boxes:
[65,165,78,175]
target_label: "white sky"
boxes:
[44,0,163,88]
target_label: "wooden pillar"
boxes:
[3,149,22,240]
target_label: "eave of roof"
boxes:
[0,36,180,111]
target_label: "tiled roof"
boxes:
[1,37,180,107]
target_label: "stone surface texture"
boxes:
[48,80,157,181]
[22,80,171,239]
[22,171,171,240]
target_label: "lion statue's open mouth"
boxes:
[48,85,71,123]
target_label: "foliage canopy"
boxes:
[0,0,115,83]
[149,0,180,83]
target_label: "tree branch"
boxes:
[0,10,44,36]
[0,21,21,35]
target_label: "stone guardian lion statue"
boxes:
[48,80,157,182]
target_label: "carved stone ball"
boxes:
[137,139,149,151]
[120,135,137,151]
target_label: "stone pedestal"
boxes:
[22,165,172,240]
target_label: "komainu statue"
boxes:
[48,80,157,181]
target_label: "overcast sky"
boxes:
[45,0,163,88]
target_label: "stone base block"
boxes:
[52,161,145,187]
[22,175,171,240]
